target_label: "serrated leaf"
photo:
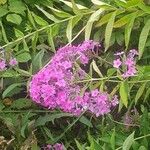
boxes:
[6,14,22,25]
[105,11,117,51]
[2,83,24,98]
[138,19,150,59]
[35,5,59,22]
[85,8,105,40]
[135,83,147,103]
[123,132,135,150]
[125,12,137,49]
[119,81,128,107]
[35,113,73,127]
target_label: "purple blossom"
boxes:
[0,60,6,71]
[113,49,138,78]
[9,58,18,66]
[113,58,122,68]
[30,41,118,117]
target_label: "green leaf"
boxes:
[75,139,84,150]
[71,0,81,14]
[27,8,36,29]
[0,0,7,5]
[135,83,147,103]
[10,98,32,109]
[91,0,112,7]
[114,14,131,28]
[14,28,24,38]
[66,19,73,43]
[66,15,82,43]
[35,113,73,127]
[2,83,24,98]
[0,7,8,17]
[110,129,115,150]
[105,11,117,51]
[48,6,72,18]
[122,132,135,150]
[15,68,31,77]
[0,20,9,43]
[85,8,105,40]
[125,12,137,49]
[32,32,38,51]
[47,27,55,52]
[59,0,87,10]
[92,60,103,77]
[32,12,48,26]
[119,81,128,107]
[32,50,45,73]
[138,19,150,59]
[1,70,20,78]
[8,1,26,14]
[144,88,150,102]
[16,52,31,62]
[138,146,147,150]
[79,116,93,127]
[35,5,59,22]
[95,12,113,27]
[6,14,22,25]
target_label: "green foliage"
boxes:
[0,0,150,149]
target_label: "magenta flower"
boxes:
[0,60,6,71]
[9,58,18,66]
[125,58,135,67]
[113,58,122,68]
[30,41,118,117]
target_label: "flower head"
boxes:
[113,58,122,68]
[9,58,18,66]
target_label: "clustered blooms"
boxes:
[42,143,64,150]
[0,50,18,71]
[113,49,138,78]
[30,40,118,116]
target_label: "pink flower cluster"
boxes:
[113,49,138,78]
[0,50,18,71]
[30,41,118,116]
[43,143,64,150]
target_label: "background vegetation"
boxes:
[0,0,150,149]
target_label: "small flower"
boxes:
[113,58,122,68]
[0,60,6,71]
[9,58,18,66]
[124,58,135,67]
[114,51,124,56]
